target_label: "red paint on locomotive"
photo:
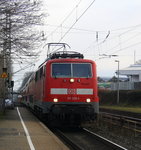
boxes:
[21,51,99,125]
[43,59,99,103]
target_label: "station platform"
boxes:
[0,107,70,150]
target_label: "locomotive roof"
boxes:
[39,51,84,68]
[49,51,84,59]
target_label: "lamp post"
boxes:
[115,60,120,104]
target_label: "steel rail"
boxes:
[83,128,127,150]
[99,112,141,133]
[53,128,127,150]
[100,112,141,122]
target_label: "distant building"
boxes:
[112,60,141,90]
[118,62,141,82]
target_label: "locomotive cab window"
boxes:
[52,63,92,78]
[52,64,71,78]
[73,64,92,78]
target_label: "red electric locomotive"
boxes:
[21,43,99,126]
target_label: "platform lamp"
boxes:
[115,60,120,104]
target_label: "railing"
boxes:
[99,112,141,136]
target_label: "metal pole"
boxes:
[115,60,120,104]
[1,9,12,112]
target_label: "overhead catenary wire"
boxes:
[56,0,96,44]
[41,1,141,61]
[42,23,107,34]
[43,0,97,55]
[104,32,141,55]
[110,23,141,32]
[12,63,35,75]
[98,26,141,52]
[111,41,141,55]
[13,1,141,89]
[43,0,82,48]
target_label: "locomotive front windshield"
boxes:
[52,63,92,78]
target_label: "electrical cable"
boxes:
[43,0,82,48]
[111,41,141,55]
[12,63,35,75]
[105,32,141,54]
[56,0,96,44]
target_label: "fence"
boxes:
[111,82,141,90]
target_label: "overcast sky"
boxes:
[13,0,141,89]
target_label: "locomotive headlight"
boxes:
[86,98,91,103]
[70,78,74,83]
[53,98,58,103]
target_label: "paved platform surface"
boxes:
[0,107,70,150]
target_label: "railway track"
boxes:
[100,108,141,119]
[99,112,141,133]
[53,127,127,150]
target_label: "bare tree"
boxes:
[0,0,45,57]
[0,0,46,111]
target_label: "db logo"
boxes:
[67,89,76,95]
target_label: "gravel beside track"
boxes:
[86,108,141,150]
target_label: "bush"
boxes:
[127,90,141,105]
[98,90,141,106]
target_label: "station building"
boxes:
[113,61,141,90]
[118,63,141,82]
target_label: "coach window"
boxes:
[43,66,45,76]
[40,67,43,78]
[29,95,33,103]
[73,63,92,78]
[35,71,39,81]
[25,96,27,102]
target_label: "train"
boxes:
[20,43,99,126]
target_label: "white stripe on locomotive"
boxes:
[51,88,93,95]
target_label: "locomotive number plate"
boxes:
[67,97,80,100]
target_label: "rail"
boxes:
[53,128,127,150]
[99,112,141,134]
